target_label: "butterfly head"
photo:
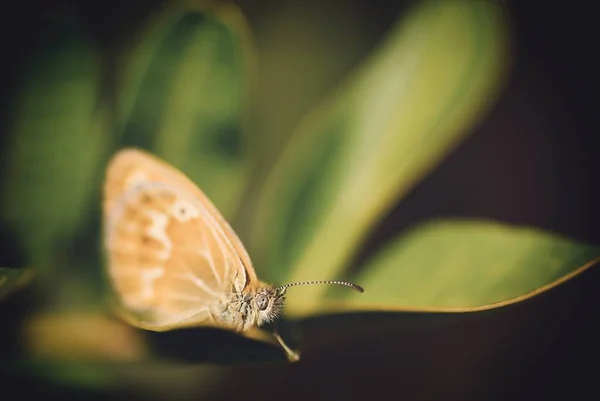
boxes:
[242,282,286,328]
[239,280,363,330]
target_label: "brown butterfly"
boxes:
[102,148,363,360]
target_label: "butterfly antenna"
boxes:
[279,280,364,294]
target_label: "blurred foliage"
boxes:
[22,311,149,362]
[115,0,255,219]
[0,0,261,371]
[0,19,107,277]
[250,1,511,316]
[0,0,599,397]
[0,267,34,301]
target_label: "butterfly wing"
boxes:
[103,148,257,331]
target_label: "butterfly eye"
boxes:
[255,294,269,311]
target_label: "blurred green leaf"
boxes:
[0,267,34,301]
[20,361,115,391]
[10,359,228,398]
[320,219,600,314]
[21,311,150,362]
[250,0,510,314]
[117,1,255,219]
[0,20,108,272]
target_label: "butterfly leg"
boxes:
[273,331,300,362]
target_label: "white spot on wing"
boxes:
[169,200,200,222]
[145,210,172,258]
[125,171,150,189]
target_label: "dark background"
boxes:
[1,0,599,400]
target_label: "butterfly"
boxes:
[102,148,363,361]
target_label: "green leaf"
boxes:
[0,267,34,302]
[116,1,255,219]
[11,360,228,398]
[320,219,600,315]
[0,20,108,271]
[250,0,510,314]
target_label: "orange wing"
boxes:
[103,148,256,331]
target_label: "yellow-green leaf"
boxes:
[116,1,255,219]
[0,20,107,270]
[21,311,149,362]
[251,0,510,315]
[0,267,34,302]
[318,219,600,315]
